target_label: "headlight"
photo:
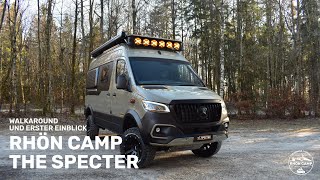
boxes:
[142,100,170,113]
[221,101,226,109]
[221,101,227,115]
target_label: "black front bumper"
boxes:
[140,111,229,146]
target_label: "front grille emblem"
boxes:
[198,106,208,119]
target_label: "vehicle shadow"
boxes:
[149,151,227,169]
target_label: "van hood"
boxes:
[136,85,223,104]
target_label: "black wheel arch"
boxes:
[84,105,94,118]
[123,109,149,143]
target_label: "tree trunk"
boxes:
[70,0,78,114]
[219,0,225,98]
[44,0,53,115]
[8,0,19,114]
[37,0,44,112]
[278,0,285,90]
[305,0,320,116]
[88,0,94,66]
[80,0,87,105]
[171,0,175,39]
[0,0,7,32]
[132,0,137,33]
[100,0,104,43]
[266,0,273,89]
[236,0,243,94]
[290,0,302,95]
[59,0,64,112]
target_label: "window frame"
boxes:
[86,68,99,89]
[98,61,114,91]
[115,59,128,83]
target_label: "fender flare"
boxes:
[124,109,149,142]
[124,109,143,130]
[84,105,94,117]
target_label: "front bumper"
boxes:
[141,111,229,147]
[150,131,228,146]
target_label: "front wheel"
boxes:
[86,115,99,140]
[192,141,222,157]
[120,127,156,168]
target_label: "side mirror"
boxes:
[116,74,128,90]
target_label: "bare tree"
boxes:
[265,0,273,89]
[8,0,19,113]
[70,0,78,114]
[37,0,44,112]
[80,0,87,103]
[304,0,320,116]
[0,0,7,32]
[236,0,243,93]
[88,0,94,65]
[44,0,53,115]
[219,0,225,98]
[58,0,65,113]
[100,0,104,42]
[171,0,176,39]
[132,0,136,33]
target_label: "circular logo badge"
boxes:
[198,106,208,119]
[288,150,314,175]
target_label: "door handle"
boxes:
[112,93,116,97]
[106,92,110,96]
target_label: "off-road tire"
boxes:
[192,141,222,157]
[86,115,99,140]
[120,127,156,168]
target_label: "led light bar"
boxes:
[91,32,183,58]
[127,35,182,51]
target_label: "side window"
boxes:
[86,68,98,89]
[116,60,128,82]
[98,62,113,91]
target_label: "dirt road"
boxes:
[0,118,319,180]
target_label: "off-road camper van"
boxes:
[85,32,229,168]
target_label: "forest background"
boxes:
[0,0,319,118]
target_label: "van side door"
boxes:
[94,61,115,130]
[110,59,132,132]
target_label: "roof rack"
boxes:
[91,31,183,58]
[91,31,127,58]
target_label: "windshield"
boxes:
[129,57,204,86]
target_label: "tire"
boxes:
[86,115,99,140]
[120,127,156,168]
[192,141,222,157]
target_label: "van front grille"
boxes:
[171,103,222,123]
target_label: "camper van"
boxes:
[84,32,229,168]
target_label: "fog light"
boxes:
[224,123,228,128]
[155,127,161,133]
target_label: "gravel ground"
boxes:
[0,117,319,180]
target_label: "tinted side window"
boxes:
[86,68,98,89]
[98,62,113,91]
[116,60,128,82]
